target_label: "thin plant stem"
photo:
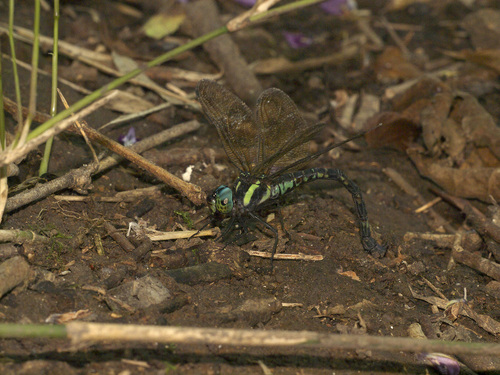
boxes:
[39,0,59,175]
[16,0,40,147]
[0,323,67,339]
[25,26,227,142]
[8,0,23,131]
[0,40,5,150]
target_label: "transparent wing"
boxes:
[254,88,324,175]
[196,80,262,172]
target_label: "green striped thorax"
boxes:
[208,185,234,216]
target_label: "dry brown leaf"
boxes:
[365,112,420,151]
[374,46,422,83]
[388,77,500,201]
[448,93,500,160]
[407,150,500,201]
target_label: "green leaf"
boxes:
[143,11,185,40]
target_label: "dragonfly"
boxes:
[196,79,386,265]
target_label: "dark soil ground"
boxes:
[0,0,499,374]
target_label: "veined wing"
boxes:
[267,123,383,179]
[253,88,324,175]
[196,80,261,172]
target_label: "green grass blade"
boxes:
[39,0,60,176]
[8,0,23,130]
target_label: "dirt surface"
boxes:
[1,0,500,374]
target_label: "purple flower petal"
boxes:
[283,31,313,49]
[320,0,353,15]
[233,0,257,7]
[422,353,461,375]
[118,127,137,147]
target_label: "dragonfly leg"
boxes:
[330,169,386,257]
[248,211,279,269]
[188,221,210,240]
[223,223,250,249]
[275,205,290,238]
[219,215,238,242]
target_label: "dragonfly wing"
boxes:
[255,88,324,175]
[196,80,261,172]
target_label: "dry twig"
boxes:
[62,322,500,356]
[5,120,201,212]
[431,188,500,244]
[244,250,323,261]
[452,230,500,282]
[65,122,205,205]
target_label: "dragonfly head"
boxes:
[207,185,234,216]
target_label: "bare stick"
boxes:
[245,250,323,261]
[64,322,500,356]
[431,187,500,244]
[54,185,162,202]
[0,321,499,357]
[452,231,500,282]
[404,231,483,251]
[414,197,442,213]
[410,284,500,335]
[0,229,50,244]
[252,43,360,75]
[104,222,134,252]
[67,122,205,205]
[147,229,217,241]
[53,196,134,203]
[96,120,201,173]
[5,120,201,213]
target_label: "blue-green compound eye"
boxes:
[207,185,234,215]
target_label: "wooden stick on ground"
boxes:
[65,322,500,356]
[245,250,323,261]
[68,121,205,205]
[0,229,51,244]
[5,120,201,212]
[452,230,500,282]
[431,187,500,244]
[0,321,499,356]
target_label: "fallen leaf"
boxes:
[374,46,422,84]
[407,150,500,201]
[143,7,186,40]
[365,112,420,151]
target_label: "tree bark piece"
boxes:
[185,0,262,104]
